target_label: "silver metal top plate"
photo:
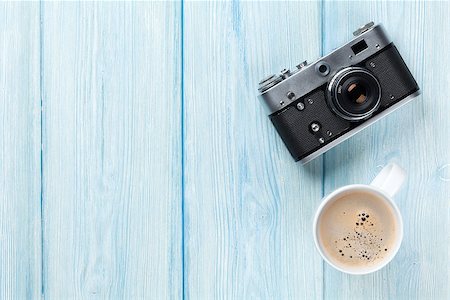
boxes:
[258,24,391,115]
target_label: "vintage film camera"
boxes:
[258,22,420,164]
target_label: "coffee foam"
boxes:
[317,190,400,271]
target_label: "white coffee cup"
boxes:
[313,163,406,275]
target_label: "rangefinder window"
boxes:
[351,40,368,55]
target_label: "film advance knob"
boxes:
[258,74,282,92]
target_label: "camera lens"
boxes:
[347,83,366,104]
[327,67,381,121]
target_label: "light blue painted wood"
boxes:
[322,1,450,299]
[0,1,449,299]
[0,2,42,299]
[184,2,324,299]
[41,2,182,298]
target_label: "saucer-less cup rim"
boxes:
[313,163,405,275]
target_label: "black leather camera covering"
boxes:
[270,89,351,161]
[270,44,419,161]
[365,45,419,108]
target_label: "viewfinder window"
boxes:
[351,40,368,55]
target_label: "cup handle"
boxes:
[370,163,406,198]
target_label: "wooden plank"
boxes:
[0,2,41,299]
[322,1,450,299]
[41,2,182,298]
[184,2,323,298]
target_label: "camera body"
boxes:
[258,23,420,164]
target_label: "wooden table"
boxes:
[1,1,448,299]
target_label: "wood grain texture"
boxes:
[184,2,324,299]
[0,3,42,299]
[41,2,182,298]
[1,1,449,299]
[322,1,450,299]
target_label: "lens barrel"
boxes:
[327,67,381,121]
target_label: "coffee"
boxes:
[316,189,400,272]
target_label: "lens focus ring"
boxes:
[327,67,381,121]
